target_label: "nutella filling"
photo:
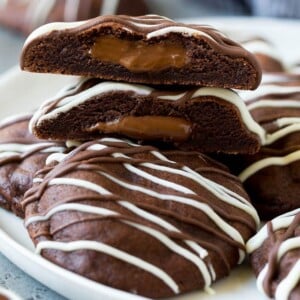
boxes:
[88,116,192,142]
[90,35,187,72]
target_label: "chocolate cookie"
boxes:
[247,209,300,300]
[21,14,261,89]
[29,78,262,154]
[23,138,259,298]
[241,38,285,73]
[0,113,66,217]
[0,0,148,35]
[227,77,300,219]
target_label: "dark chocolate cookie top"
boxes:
[21,14,261,89]
[23,137,259,298]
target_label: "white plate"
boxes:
[1,17,299,300]
[0,285,22,300]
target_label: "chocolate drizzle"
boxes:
[23,137,258,297]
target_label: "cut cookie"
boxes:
[247,209,300,300]
[23,138,259,298]
[29,78,263,154]
[21,14,261,89]
[0,0,148,35]
[0,113,66,217]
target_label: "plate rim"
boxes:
[0,210,148,300]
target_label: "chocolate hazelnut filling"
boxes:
[90,35,187,72]
[87,116,192,142]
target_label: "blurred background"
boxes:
[0,0,300,73]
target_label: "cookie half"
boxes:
[247,209,300,300]
[21,14,261,89]
[0,113,66,217]
[29,78,263,154]
[23,138,259,298]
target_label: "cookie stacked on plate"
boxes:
[228,74,300,299]
[212,40,300,299]
[238,75,300,219]
[16,15,265,298]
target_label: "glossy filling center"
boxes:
[88,116,192,142]
[90,35,187,72]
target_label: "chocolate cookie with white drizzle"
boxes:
[221,76,300,219]
[247,209,300,300]
[22,137,259,298]
[21,14,261,89]
[0,113,66,217]
[29,78,263,154]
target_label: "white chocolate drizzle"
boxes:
[36,240,179,294]
[25,202,213,290]
[247,208,300,253]
[274,260,300,300]
[241,84,300,102]
[239,150,300,182]
[34,80,153,128]
[276,117,300,127]
[247,99,300,111]
[246,209,300,300]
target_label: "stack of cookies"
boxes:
[0,14,276,298]
[22,15,263,154]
